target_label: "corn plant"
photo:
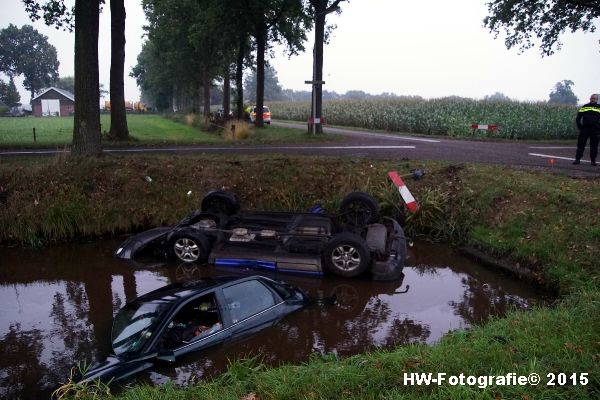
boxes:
[270,98,578,140]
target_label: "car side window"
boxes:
[222,280,276,323]
[159,292,222,350]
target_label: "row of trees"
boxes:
[22,0,129,155]
[15,0,600,156]
[131,0,344,133]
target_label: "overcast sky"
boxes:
[2,0,599,104]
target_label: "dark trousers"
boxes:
[575,129,599,161]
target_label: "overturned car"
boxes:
[115,191,407,279]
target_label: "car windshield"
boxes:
[111,300,172,356]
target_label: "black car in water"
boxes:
[115,191,407,280]
[81,275,310,384]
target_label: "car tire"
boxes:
[201,190,240,216]
[169,229,211,263]
[323,232,371,278]
[339,192,379,228]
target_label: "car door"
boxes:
[220,278,285,339]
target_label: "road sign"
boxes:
[388,171,419,213]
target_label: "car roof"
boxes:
[134,275,271,304]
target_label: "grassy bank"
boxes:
[270,99,578,140]
[0,114,335,148]
[0,155,598,398]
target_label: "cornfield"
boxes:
[269,98,579,140]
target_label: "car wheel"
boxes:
[201,190,240,216]
[323,232,371,278]
[339,192,379,228]
[169,230,210,263]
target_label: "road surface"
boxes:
[1,120,598,178]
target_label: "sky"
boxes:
[1,0,599,104]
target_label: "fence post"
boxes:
[231,124,236,140]
[33,127,36,142]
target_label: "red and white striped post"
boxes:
[388,171,419,213]
[471,123,498,133]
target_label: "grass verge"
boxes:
[0,155,598,399]
[0,114,338,148]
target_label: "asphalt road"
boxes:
[2,120,599,178]
[273,122,600,178]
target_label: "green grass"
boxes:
[1,156,599,399]
[0,114,336,148]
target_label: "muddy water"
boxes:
[0,239,545,399]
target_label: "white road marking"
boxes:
[0,145,416,156]
[0,150,69,155]
[528,153,590,163]
[528,146,574,149]
[107,145,416,152]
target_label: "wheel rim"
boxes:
[174,238,200,262]
[331,245,361,272]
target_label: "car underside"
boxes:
[115,191,408,280]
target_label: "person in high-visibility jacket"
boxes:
[574,93,600,166]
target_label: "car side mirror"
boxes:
[156,351,176,363]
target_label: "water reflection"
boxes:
[0,239,544,399]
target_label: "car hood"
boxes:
[79,354,156,384]
[114,227,172,260]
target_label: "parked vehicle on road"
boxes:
[250,106,271,124]
[115,191,407,280]
[80,275,310,384]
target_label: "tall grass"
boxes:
[270,98,578,140]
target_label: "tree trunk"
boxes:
[72,0,102,156]
[255,23,266,128]
[223,66,231,117]
[202,69,211,116]
[109,0,129,140]
[235,41,245,120]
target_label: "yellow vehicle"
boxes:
[134,102,148,112]
[105,101,148,112]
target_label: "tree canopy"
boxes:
[133,0,313,121]
[244,64,285,101]
[484,0,600,56]
[548,79,578,105]
[0,77,22,107]
[0,24,60,98]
